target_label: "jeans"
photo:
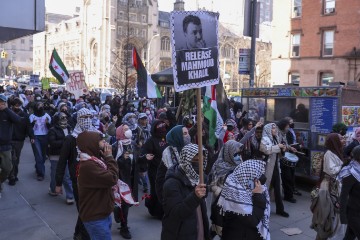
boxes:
[83,215,112,240]
[50,159,74,199]
[9,141,24,180]
[31,135,48,177]
[0,150,12,183]
[139,172,148,189]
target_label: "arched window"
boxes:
[161,37,170,51]
[90,41,98,74]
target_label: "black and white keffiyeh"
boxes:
[179,144,208,187]
[217,160,270,240]
[72,108,99,138]
[210,140,243,187]
[262,123,276,142]
[337,160,360,182]
[123,113,138,130]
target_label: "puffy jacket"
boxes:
[161,165,210,240]
[48,125,72,156]
[0,108,21,150]
[12,110,34,141]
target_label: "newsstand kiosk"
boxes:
[240,85,360,182]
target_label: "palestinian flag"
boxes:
[132,47,161,99]
[49,48,69,84]
[203,85,224,146]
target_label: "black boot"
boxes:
[120,225,132,239]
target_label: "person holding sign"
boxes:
[161,144,209,240]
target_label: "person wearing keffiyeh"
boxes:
[338,145,360,239]
[217,160,270,240]
[161,144,209,240]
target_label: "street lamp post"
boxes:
[147,33,160,71]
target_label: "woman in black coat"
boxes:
[138,120,169,218]
[217,160,270,240]
[338,145,360,240]
[161,144,209,240]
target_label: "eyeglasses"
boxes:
[80,115,93,119]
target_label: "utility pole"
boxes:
[249,0,257,87]
[124,0,130,101]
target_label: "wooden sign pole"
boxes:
[196,88,204,184]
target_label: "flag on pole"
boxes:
[132,47,161,99]
[203,85,224,146]
[49,48,69,84]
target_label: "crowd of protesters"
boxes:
[0,84,359,240]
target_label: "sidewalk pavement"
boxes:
[0,140,334,240]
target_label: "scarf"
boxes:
[179,144,208,187]
[210,140,243,187]
[262,123,276,142]
[166,125,185,153]
[58,112,68,129]
[116,125,132,145]
[72,108,98,138]
[79,152,138,207]
[218,160,270,240]
[337,160,360,182]
[325,133,344,162]
[162,146,180,168]
[123,113,138,130]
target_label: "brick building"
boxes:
[271,0,360,87]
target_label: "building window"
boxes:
[160,61,171,71]
[320,72,334,85]
[291,33,300,57]
[141,29,146,38]
[142,15,146,23]
[323,30,334,56]
[161,37,170,51]
[160,21,170,28]
[129,13,137,22]
[136,0,142,7]
[119,11,124,20]
[324,0,335,14]
[118,26,122,36]
[123,43,135,66]
[289,72,300,85]
[129,27,135,36]
[293,0,302,17]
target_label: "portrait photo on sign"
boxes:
[170,11,219,92]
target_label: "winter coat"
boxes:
[260,135,282,187]
[161,165,210,240]
[12,110,34,142]
[55,135,78,185]
[339,175,360,224]
[0,108,21,150]
[48,125,72,156]
[222,193,266,240]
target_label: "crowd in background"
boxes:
[0,84,359,240]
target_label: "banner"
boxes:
[41,78,50,90]
[66,71,88,99]
[238,48,250,75]
[170,11,219,92]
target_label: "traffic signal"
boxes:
[0,51,5,58]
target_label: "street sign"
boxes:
[238,48,250,75]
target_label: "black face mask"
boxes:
[104,116,110,122]
[53,95,58,100]
[227,125,234,131]
[191,162,200,174]
[258,174,267,185]
[13,107,21,113]
[289,123,295,129]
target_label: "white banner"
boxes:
[66,71,88,99]
[170,11,220,92]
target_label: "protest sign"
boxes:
[66,71,88,98]
[170,11,219,92]
[41,78,50,90]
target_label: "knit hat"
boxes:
[138,113,147,119]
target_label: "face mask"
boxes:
[67,97,70,100]
[104,116,110,122]
[183,135,191,145]
[227,125,234,131]
[61,109,68,114]
[124,129,133,139]
[233,154,242,163]
[146,110,150,115]
[191,162,200,174]
[143,103,147,107]
[130,107,135,111]
[13,107,21,113]
[53,95,58,100]
[36,97,41,101]
[71,96,75,100]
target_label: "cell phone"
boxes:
[248,179,256,189]
[290,143,300,146]
[259,117,264,124]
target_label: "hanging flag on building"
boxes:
[203,84,224,146]
[132,47,161,99]
[49,48,69,84]
[170,11,220,92]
